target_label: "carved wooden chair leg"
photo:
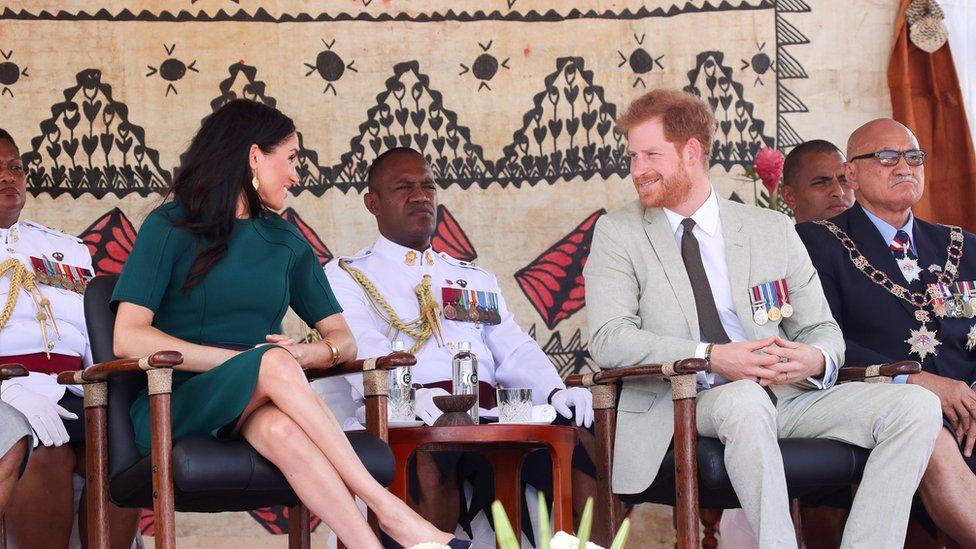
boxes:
[84,380,110,549]
[287,503,311,549]
[590,383,619,547]
[790,498,805,549]
[666,365,700,549]
[147,368,176,549]
[699,509,721,549]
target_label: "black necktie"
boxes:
[680,218,731,344]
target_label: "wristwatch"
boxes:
[704,343,714,373]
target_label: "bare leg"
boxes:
[0,438,27,514]
[917,428,976,547]
[73,443,141,549]
[242,403,382,548]
[239,349,452,546]
[7,445,75,549]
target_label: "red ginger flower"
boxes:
[754,147,785,196]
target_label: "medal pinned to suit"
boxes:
[750,279,792,326]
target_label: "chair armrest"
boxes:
[565,358,708,387]
[0,364,29,381]
[837,360,921,384]
[303,351,416,381]
[55,351,183,385]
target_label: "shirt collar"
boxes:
[371,235,436,266]
[663,188,720,237]
[861,205,915,251]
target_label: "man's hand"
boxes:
[709,337,780,383]
[550,387,594,428]
[2,384,77,447]
[909,371,976,448]
[760,336,826,386]
[415,388,451,426]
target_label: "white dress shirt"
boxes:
[663,190,836,389]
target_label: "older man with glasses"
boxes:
[797,118,976,546]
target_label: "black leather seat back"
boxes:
[84,274,146,479]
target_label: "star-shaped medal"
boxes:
[967,325,976,352]
[897,257,922,283]
[905,325,940,361]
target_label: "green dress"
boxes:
[112,203,341,456]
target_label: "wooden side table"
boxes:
[387,424,579,541]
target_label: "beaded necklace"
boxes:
[815,220,964,360]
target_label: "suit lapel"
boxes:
[642,207,698,337]
[719,200,756,339]
[847,204,917,317]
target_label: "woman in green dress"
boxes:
[112,99,460,548]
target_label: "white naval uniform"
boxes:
[324,235,565,417]
[0,219,93,404]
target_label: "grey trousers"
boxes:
[696,380,942,549]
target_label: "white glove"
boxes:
[415,388,450,426]
[2,384,77,447]
[550,387,594,428]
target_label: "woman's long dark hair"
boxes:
[166,99,295,291]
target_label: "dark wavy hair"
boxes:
[166,99,296,291]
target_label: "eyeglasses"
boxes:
[849,149,927,167]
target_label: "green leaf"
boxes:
[609,518,631,549]
[576,497,594,547]
[537,491,551,549]
[491,501,520,549]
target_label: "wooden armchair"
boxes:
[566,358,922,548]
[0,364,28,549]
[55,274,401,549]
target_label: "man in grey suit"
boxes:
[583,89,942,548]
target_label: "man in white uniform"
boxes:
[324,147,594,545]
[0,128,139,548]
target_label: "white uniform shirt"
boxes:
[325,236,565,409]
[0,219,93,401]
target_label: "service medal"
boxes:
[753,308,768,326]
[767,307,782,322]
[897,257,922,283]
[780,303,794,318]
[443,303,457,320]
[905,325,940,361]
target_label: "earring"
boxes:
[252,175,260,190]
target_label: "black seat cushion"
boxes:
[622,437,870,509]
[110,431,394,511]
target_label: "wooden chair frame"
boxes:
[565,359,922,548]
[56,351,408,549]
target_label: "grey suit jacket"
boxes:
[583,196,844,494]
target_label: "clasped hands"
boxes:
[709,335,825,387]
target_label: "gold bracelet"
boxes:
[323,338,340,367]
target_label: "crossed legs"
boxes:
[238,348,452,548]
